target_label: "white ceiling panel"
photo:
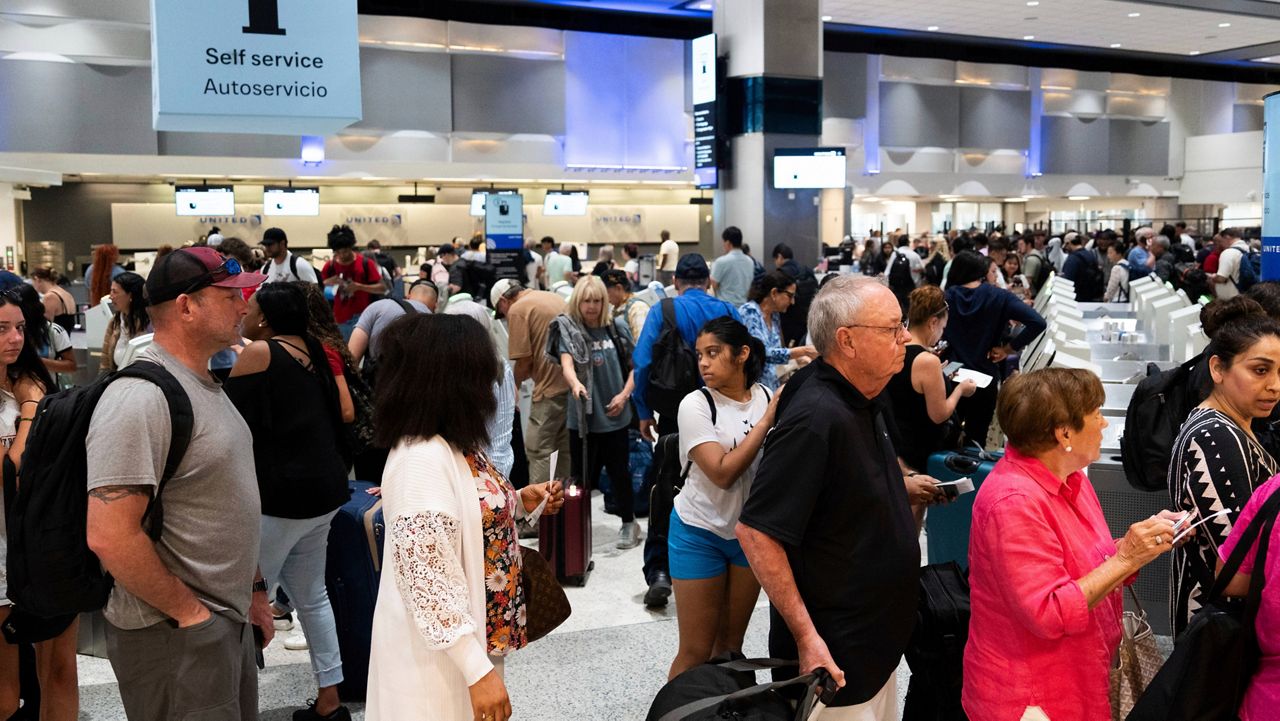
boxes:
[821,0,1280,56]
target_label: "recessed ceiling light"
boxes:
[1024,35,1035,40]
[1068,196,1091,201]
[927,25,940,31]
[821,15,832,21]
[1219,22,1232,28]
[1127,12,1140,17]
[1110,43,1122,48]
[1190,50,1201,55]
[1026,1,1039,5]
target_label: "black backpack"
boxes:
[5,361,192,628]
[452,259,498,302]
[285,253,321,286]
[1120,353,1206,492]
[888,251,915,309]
[1072,249,1105,302]
[903,562,971,721]
[646,299,701,420]
[1235,246,1261,293]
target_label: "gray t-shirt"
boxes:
[558,322,632,434]
[86,343,261,629]
[355,297,430,359]
[711,249,756,306]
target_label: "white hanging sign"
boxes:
[150,0,362,134]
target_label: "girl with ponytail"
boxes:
[666,316,781,679]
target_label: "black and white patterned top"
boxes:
[1169,406,1279,633]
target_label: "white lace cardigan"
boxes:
[366,436,538,720]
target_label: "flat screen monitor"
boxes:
[773,147,846,189]
[263,186,320,216]
[174,186,235,216]
[543,191,589,216]
[470,191,487,217]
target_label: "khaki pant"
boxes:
[808,673,896,721]
[526,393,571,485]
[107,612,257,721]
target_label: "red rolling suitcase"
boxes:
[539,400,594,586]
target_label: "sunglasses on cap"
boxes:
[179,257,243,296]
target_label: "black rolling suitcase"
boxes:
[903,562,971,721]
[324,480,385,702]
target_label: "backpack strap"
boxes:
[678,388,719,482]
[392,298,416,315]
[660,297,677,334]
[288,253,301,280]
[113,361,194,541]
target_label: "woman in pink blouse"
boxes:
[964,369,1180,720]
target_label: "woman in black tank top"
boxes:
[223,283,355,721]
[885,286,979,475]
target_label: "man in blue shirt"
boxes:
[632,253,740,606]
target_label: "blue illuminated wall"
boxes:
[564,31,687,169]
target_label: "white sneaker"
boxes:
[617,522,642,550]
[284,631,309,651]
[273,613,294,632]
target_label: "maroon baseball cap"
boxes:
[145,246,266,304]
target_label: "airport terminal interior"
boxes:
[4,0,1280,719]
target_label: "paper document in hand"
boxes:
[952,368,994,389]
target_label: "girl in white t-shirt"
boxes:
[667,316,780,680]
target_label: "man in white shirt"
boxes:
[656,229,680,286]
[1212,228,1252,300]
[260,227,319,284]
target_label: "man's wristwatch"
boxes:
[252,579,269,594]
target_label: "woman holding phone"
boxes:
[886,285,977,483]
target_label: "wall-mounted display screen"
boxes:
[263,187,321,216]
[543,191,589,216]
[773,147,847,189]
[174,185,235,216]
[470,191,488,217]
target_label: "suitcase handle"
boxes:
[656,660,836,721]
[942,455,982,475]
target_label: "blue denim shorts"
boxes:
[668,508,750,580]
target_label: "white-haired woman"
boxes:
[550,275,640,548]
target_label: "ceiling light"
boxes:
[1023,35,1035,40]
[1004,197,1029,202]
[1068,195,1091,200]
[2,51,74,63]
[1110,43,1122,48]
[927,25,940,31]
[695,3,711,9]
[1189,50,1201,55]
[1127,12,1140,17]
[1219,22,1231,28]
[822,15,832,21]
[1026,1,1039,5]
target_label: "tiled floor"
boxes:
[74,492,912,720]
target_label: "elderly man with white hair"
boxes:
[738,276,920,721]
[1129,226,1156,273]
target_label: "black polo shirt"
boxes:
[739,359,920,707]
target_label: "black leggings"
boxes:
[569,426,634,523]
[956,381,999,450]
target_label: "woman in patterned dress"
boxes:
[1169,296,1280,633]
[737,271,817,392]
[365,314,564,721]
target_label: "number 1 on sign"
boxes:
[243,0,286,36]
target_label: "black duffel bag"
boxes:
[1128,488,1280,721]
[647,655,836,721]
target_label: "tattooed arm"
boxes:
[85,485,211,627]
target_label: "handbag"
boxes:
[1109,587,1163,721]
[1127,489,1280,721]
[520,545,571,643]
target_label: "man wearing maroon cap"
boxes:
[84,247,274,720]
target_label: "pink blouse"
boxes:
[1218,474,1280,721]
[963,447,1125,721]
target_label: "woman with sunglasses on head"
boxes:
[738,271,818,392]
[0,292,74,719]
[224,283,353,721]
[100,271,150,373]
[1168,296,1280,635]
[667,317,780,680]
[885,286,978,517]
